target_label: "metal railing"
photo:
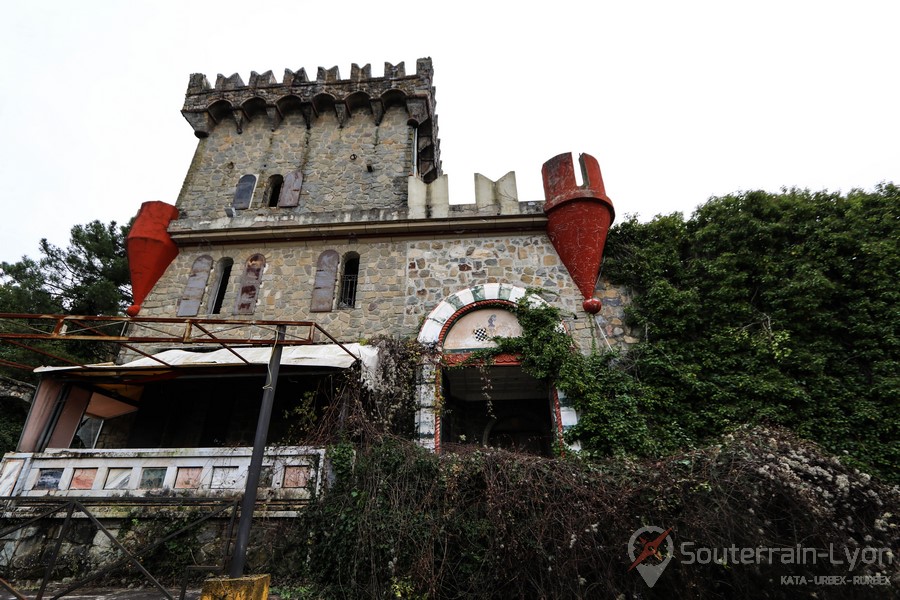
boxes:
[0,496,239,600]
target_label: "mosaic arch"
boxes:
[415,284,580,452]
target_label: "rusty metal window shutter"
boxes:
[177,255,213,317]
[310,250,339,312]
[232,174,257,210]
[234,254,266,315]
[277,170,303,207]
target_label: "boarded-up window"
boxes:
[266,175,284,207]
[177,255,213,317]
[232,174,257,210]
[339,252,360,309]
[310,250,339,312]
[277,169,303,207]
[208,258,234,315]
[234,253,266,315]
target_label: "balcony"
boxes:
[0,446,326,506]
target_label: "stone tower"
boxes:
[133,57,558,347]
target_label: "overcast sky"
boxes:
[1,1,897,265]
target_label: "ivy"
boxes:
[474,292,665,457]
[602,185,899,482]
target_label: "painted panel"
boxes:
[70,468,97,490]
[443,309,522,351]
[258,466,273,488]
[0,460,24,495]
[283,465,311,488]
[175,467,202,489]
[211,466,239,489]
[139,467,167,489]
[105,468,131,490]
[34,468,62,490]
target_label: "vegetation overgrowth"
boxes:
[277,429,898,599]
[0,186,896,596]
[599,185,898,481]
[0,219,131,383]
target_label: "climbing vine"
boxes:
[602,185,900,482]
[468,291,662,457]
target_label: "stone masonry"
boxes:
[134,57,634,356]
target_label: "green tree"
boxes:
[1,220,132,316]
[599,184,899,480]
[0,219,132,380]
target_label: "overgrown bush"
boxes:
[601,185,899,482]
[282,429,898,599]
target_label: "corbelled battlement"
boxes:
[182,58,439,182]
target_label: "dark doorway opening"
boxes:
[441,365,553,456]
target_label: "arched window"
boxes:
[207,258,234,315]
[310,250,339,312]
[234,253,266,315]
[177,255,213,317]
[266,175,284,207]
[232,174,257,210]
[338,252,360,309]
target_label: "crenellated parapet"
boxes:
[408,171,543,220]
[182,58,440,182]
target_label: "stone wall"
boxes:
[172,107,413,228]
[0,377,34,404]
[136,232,635,354]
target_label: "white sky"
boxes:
[1,1,897,265]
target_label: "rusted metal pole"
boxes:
[229,324,285,577]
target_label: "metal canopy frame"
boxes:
[0,314,358,580]
[0,313,355,372]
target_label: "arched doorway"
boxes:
[416,284,576,455]
[440,306,553,455]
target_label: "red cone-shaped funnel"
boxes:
[125,201,180,316]
[542,153,615,314]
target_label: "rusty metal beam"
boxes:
[0,313,322,346]
[0,314,355,372]
[73,320,173,367]
[190,322,251,366]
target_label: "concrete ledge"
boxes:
[201,574,270,600]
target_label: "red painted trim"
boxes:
[442,352,521,366]
[437,299,517,344]
[433,368,442,454]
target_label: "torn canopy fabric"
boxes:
[34,343,382,391]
